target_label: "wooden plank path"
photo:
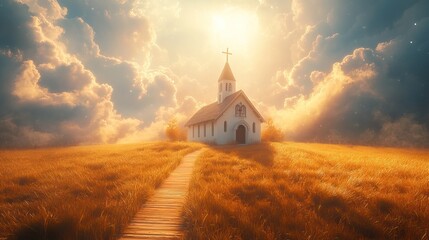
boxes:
[120,149,204,239]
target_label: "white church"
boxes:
[185,49,264,145]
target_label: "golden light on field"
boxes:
[184,142,429,239]
[0,142,202,238]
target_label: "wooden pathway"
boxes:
[120,149,204,240]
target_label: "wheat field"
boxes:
[1,141,428,239]
[183,142,429,239]
[0,142,201,239]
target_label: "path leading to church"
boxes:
[120,149,204,239]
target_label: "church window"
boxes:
[193,125,195,138]
[211,122,214,136]
[225,83,228,91]
[252,122,255,133]
[224,121,227,132]
[204,124,206,137]
[228,83,232,91]
[235,103,246,117]
[198,124,200,138]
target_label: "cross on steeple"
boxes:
[222,48,232,63]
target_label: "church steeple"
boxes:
[218,62,236,82]
[218,48,236,103]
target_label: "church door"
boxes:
[236,125,246,144]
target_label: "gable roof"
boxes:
[185,90,265,126]
[218,62,236,82]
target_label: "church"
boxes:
[185,49,265,145]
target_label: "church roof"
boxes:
[218,62,236,82]
[185,90,265,126]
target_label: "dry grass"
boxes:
[0,141,201,240]
[183,142,429,239]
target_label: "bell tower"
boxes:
[218,48,236,103]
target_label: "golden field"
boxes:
[1,141,428,240]
[183,142,429,239]
[0,142,201,239]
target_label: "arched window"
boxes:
[224,121,227,132]
[225,83,228,91]
[204,123,206,137]
[228,83,232,91]
[235,103,246,117]
[211,122,214,136]
[252,122,255,133]
[192,125,195,138]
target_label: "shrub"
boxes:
[262,118,284,142]
[165,118,187,141]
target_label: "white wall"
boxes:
[215,95,261,144]
[218,80,236,103]
[187,120,217,144]
[188,95,262,145]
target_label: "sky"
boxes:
[0,0,428,148]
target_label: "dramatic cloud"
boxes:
[265,0,429,147]
[0,0,428,147]
[0,0,140,147]
[57,0,154,62]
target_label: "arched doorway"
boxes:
[236,125,246,144]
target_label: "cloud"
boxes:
[57,9,182,122]
[57,0,155,62]
[1,0,428,148]
[0,0,200,147]
[272,48,381,138]
[0,117,56,148]
[18,0,67,21]
[377,115,429,147]
[0,0,141,147]
[263,0,429,147]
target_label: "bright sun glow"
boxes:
[211,9,259,50]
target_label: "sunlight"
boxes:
[212,15,226,33]
[210,9,259,50]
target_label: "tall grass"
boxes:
[183,142,429,239]
[0,142,201,239]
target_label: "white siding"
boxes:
[187,120,217,144]
[188,95,262,145]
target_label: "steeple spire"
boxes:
[218,62,236,82]
[218,48,236,103]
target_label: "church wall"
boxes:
[215,95,262,145]
[187,121,217,144]
[187,94,262,145]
